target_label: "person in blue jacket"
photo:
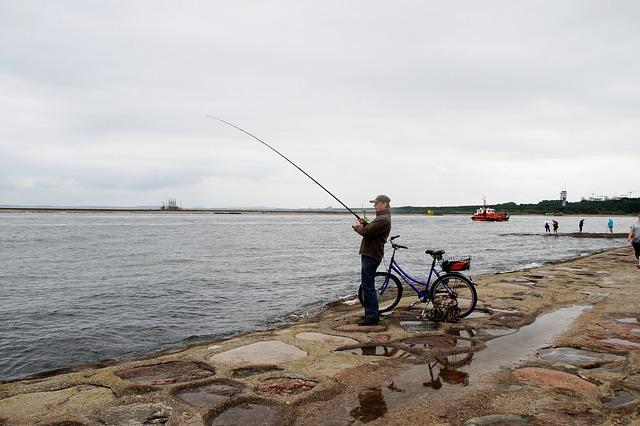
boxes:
[608,218,614,234]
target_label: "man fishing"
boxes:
[352,195,392,326]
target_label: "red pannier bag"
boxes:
[441,257,471,272]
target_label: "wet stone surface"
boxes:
[338,345,416,359]
[210,341,307,366]
[464,414,530,425]
[616,317,639,324]
[333,324,388,332]
[255,377,316,396]
[231,366,282,378]
[512,367,597,391]
[466,310,490,319]
[95,402,172,425]
[599,338,640,349]
[370,333,391,343]
[208,403,275,426]
[294,332,358,347]
[176,383,242,407]
[623,374,640,391]
[601,390,639,409]
[538,347,627,370]
[116,361,214,385]
[0,385,116,424]
[399,320,441,333]
[475,327,517,340]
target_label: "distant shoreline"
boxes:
[0,207,636,217]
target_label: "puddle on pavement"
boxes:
[344,305,591,420]
[176,383,241,407]
[116,361,215,385]
[350,387,388,423]
[478,327,517,339]
[208,403,275,425]
[339,345,415,359]
[466,310,489,318]
[599,338,640,348]
[468,305,590,378]
[232,366,282,378]
[602,390,639,409]
[489,308,520,314]
[399,334,476,352]
[538,347,626,370]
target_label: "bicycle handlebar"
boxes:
[391,244,408,250]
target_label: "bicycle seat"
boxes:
[425,249,445,258]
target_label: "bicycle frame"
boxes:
[380,247,443,300]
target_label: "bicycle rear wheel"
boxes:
[358,272,403,313]
[429,273,477,318]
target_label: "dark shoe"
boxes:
[358,317,379,326]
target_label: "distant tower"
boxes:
[560,187,568,207]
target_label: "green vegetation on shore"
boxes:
[393,198,640,215]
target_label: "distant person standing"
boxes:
[544,221,551,233]
[608,218,614,234]
[552,219,559,235]
[628,214,640,269]
[579,219,585,232]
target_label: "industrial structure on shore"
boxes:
[160,198,182,210]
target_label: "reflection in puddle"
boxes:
[602,390,638,409]
[209,403,275,425]
[400,334,475,352]
[339,346,415,359]
[468,305,590,378]
[479,327,517,339]
[176,383,241,407]
[350,388,388,423]
[344,305,590,423]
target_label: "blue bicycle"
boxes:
[358,235,477,319]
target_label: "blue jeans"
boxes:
[361,255,381,320]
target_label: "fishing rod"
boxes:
[207,115,362,221]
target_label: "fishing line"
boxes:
[207,115,362,220]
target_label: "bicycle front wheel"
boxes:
[429,273,477,318]
[358,272,403,313]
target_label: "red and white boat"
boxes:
[471,199,510,222]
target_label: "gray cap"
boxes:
[369,195,391,204]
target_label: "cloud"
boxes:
[1,1,639,207]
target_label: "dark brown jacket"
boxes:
[353,208,391,261]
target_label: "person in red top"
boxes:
[352,195,392,325]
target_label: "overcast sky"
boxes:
[1,1,638,208]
